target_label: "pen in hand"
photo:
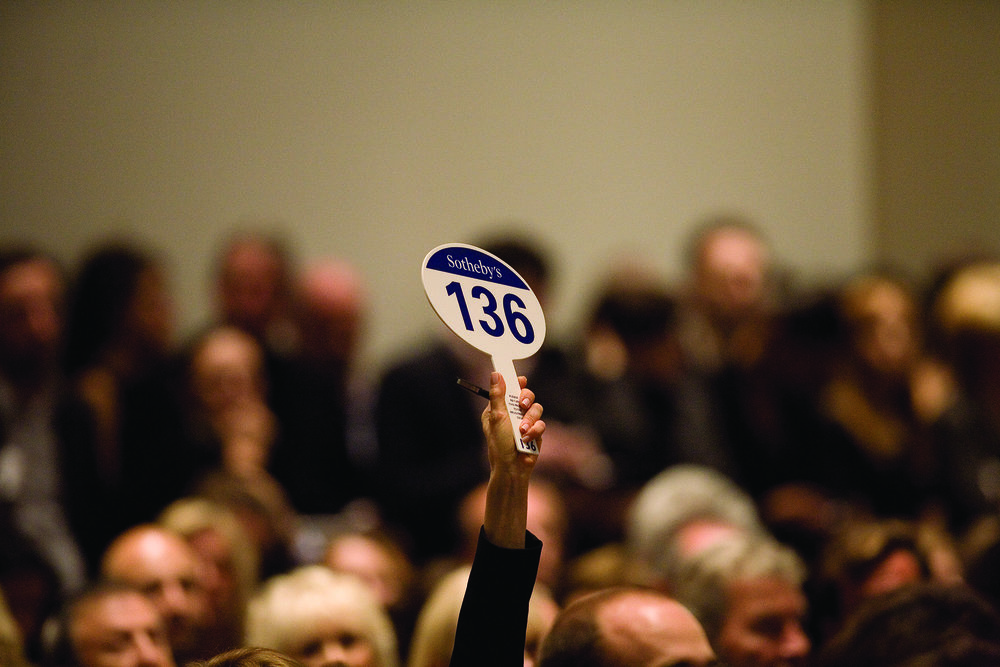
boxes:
[456,377,490,400]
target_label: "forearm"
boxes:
[483,467,532,548]
[449,372,544,667]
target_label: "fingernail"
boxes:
[520,421,528,434]
[491,371,500,385]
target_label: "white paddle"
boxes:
[421,243,547,455]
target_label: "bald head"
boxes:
[101,525,209,660]
[103,526,198,580]
[599,591,717,667]
[539,587,717,667]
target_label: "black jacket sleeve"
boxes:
[449,527,542,667]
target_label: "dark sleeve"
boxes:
[449,527,542,667]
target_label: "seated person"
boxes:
[100,525,215,664]
[244,565,399,667]
[536,587,717,667]
[670,532,811,667]
[323,528,419,661]
[44,580,175,667]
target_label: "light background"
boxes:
[3,2,994,374]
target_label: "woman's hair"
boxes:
[406,566,471,667]
[245,566,398,667]
[63,242,156,373]
[407,565,557,667]
[819,517,930,602]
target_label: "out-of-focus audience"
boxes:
[270,259,375,515]
[929,261,1000,530]
[212,230,296,358]
[1,248,94,663]
[625,464,768,592]
[192,647,304,667]
[3,225,1000,666]
[62,243,180,551]
[0,587,31,667]
[678,214,776,375]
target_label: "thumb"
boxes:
[487,371,509,423]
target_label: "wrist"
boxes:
[483,471,531,549]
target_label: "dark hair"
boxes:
[817,583,1000,667]
[0,246,54,277]
[63,242,155,374]
[588,282,678,349]
[481,236,551,292]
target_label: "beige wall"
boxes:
[871,0,1000,280]
[1,2,869,371]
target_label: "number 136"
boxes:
[446,281,535,345]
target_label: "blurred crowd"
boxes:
[2,216,1000,667]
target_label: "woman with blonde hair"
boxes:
[245,566,398,667]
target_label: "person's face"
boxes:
[105,532,210,656]
[125,267,173,355]
[191,330,263,415]
[848,281,916,378]
[0,258,63,375]
[325,535,406,609]
[218,242,285,336]
[71,592,176,667]
[285,615,379,667]
[187,528,239,615]
[716,577,810,667]
[526,485,567,590]
[696,230,769,322]
[598,593,719,667]
[297,267,364,366]
[860,548,924,600]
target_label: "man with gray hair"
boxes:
[626,464,766,589]
[671,532,811,667]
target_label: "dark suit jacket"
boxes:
[449,527,541,667]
